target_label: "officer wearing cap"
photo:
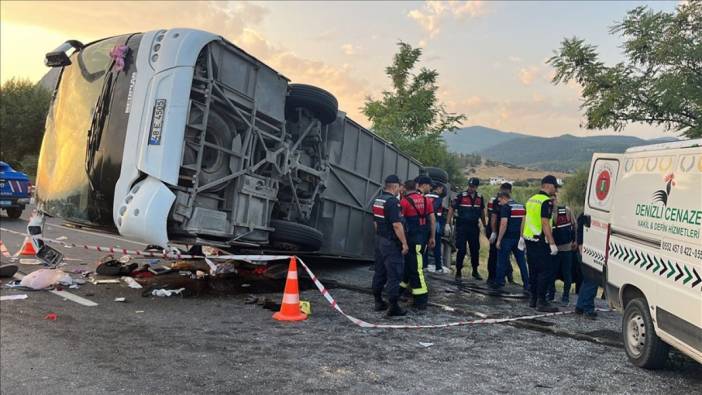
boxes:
[487,182,514,286]
[519,175,559,312]
[371,175,409,317]
[399,176,435,309]
[494,190,529,293]
[447,177,487,280]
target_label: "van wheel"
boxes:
[5,207,22,219]
[286,84,339,125]
[622,298,669,369]
[269,220,323,251]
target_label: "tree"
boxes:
[561,167,589,215]
[548,2,701,138]
[0,78,51,175]
[363,42,467,186]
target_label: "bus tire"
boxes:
[286,84,339,125]
[269,219,323,251]
[5,207,22,219]
[423,167,448,184]
[622,298,670,369]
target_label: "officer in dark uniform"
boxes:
[447,177,487,280]
[371,175,409,317]
[520,175,559,312]
[487,182,514,285]
[425,182,447,273]
[494,191,529,292]
[399,176,435,309]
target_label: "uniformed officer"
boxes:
[494,191,529,292]
[487,182,514,285]
[546,194,577,305]
[447,177,487,281]
[519,175,559,312]
[399,176,435,309]
[371,175,409,317]
[425,182,447,273]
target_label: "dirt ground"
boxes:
[1,214,700,394]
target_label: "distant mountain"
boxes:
[443,126,529,153]
[480,133,678,172]
[444,125,679,172]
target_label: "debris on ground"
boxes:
[244,295,281,311]
[20,269,72,290]
[44,312,57,321]
[0,264,19,278]
[419,342,434,348]
[0,294,28,301]
[114,297,126,302]
[96,255,138,276]
[151,288,185,297]
[88,278,121,285]
[19,259,41,265]
[118,255,132,264]
[121,276,142,289]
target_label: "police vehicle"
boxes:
[582,139,701,368]
[0,161,31,219]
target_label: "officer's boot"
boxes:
[386,299,407,317]
[472,268,483,281]
[373,293,389,312]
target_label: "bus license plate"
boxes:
[148,99,167,145]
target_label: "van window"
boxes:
[588,158,620,212]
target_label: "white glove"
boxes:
[489,232,497,244]
[549,244,558,256]
[517,237,526,251]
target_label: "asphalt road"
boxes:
[1,211,700,394]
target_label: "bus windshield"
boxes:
[37,34,133,224]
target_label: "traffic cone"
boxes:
[273,256,308,322]
[15,237,37,256]
[0,240,10,257]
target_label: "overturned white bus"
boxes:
[36,28,428,260]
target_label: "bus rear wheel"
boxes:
[622,298,669,369]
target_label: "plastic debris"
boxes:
[135,310,144,314]
[299,300,311,315]
[118,255,133,264]
[19,258,41,265]
[151,288,185,297]
[121,276,142,289]
[44,312,58,321]
[55,236,68,241]
[419,342,434,348]
[20,269,71,290]
[114,297,126,302]
[0,294,28,301]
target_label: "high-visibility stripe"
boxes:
[412,244,428,295]
[287,271,298,280]
[426,194,439,199]
[282,293,300,304]
[556,223,572,228]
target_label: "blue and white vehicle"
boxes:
[0,161,31,219]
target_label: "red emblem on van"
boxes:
[595,170,611,200]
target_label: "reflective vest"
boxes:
[504,200,525,238]
[372,191,401,240]
[402,192,430,234]
[522,192,552,240]
[553,206,574,245]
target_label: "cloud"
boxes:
[508,56,523,63]
[518,66,540,85]
[1,0,372,124]
[407,1,485,38]
[341,43,358,56]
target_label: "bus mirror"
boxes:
[45,40,84,67]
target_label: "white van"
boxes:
[582,139,701,369]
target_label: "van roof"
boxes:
[625,138,702,153]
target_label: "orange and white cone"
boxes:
[273,256,308,322]
[0,240,10,257]
[14,237,37,256]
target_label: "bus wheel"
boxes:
[622,298,669,369]
[5,207,22,219]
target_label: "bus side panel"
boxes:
[609,147,702,358]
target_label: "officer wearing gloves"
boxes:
[447,177,487,281]
[371,175,409,317]
[494,191,529,293]
[519,175,559,312]
[399,176,436,310]
[425,183,448,273]
[487,182,514,286]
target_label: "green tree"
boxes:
[548,2,701,138]
[363,42,467,186]
[561,167,589,215]
[0,78,51,175]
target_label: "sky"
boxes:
[0,1,681,139]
